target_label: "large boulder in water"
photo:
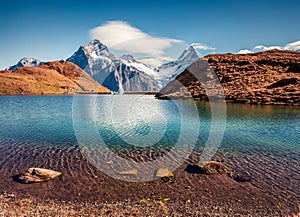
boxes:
[15,168,63,184]
[185,161,251,182]
[186,161,229,175]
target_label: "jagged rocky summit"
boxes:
[156,49,300,105]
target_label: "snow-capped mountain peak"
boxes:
[155,46,199,86]
[178,46,198,61]
[8,57,43,70]
[67,39,116,77]
[83,39,115,60]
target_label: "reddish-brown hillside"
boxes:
[156,50,300,105]
[0,60,111,95]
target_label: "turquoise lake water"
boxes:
[0,95,299,151]
[0,95,299,199]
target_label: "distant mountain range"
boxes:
[6,40,198,93]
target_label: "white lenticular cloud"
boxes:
[236,40,300,54]
[89,21,183,57]
[191,43,216,50]
[237,49,253,54]
[253,45,282,51]
[284,40,300,51]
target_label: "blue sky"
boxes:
[0,0,299,69]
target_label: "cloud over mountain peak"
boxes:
[89,21,182,57]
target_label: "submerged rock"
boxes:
[15,168,63,184]
[155,168,174,178]
[186,161,229,175]
[231,173,252,182]
[117,169,138,177]
[155,167,174,183]
[185,161,252,183]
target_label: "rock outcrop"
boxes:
[0,60,111,95]
[156,50,300,105]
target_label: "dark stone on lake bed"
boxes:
[232,173,251,182]
[185,161,252,183]
[185,164,203,174]
[185,161,229,175]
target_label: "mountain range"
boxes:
[66,39,198,92]
[6,40,198,93]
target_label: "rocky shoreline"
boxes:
[2,190,295,217]
[1,156,299,216]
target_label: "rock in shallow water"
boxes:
[185,161,229,175]
[117,169,138,177]
[156,167,174,183]
[155,168,174,178]
[196,161,229,175]
[231,173,252,182]
[185,161,252,183]
[15,168,63,184]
